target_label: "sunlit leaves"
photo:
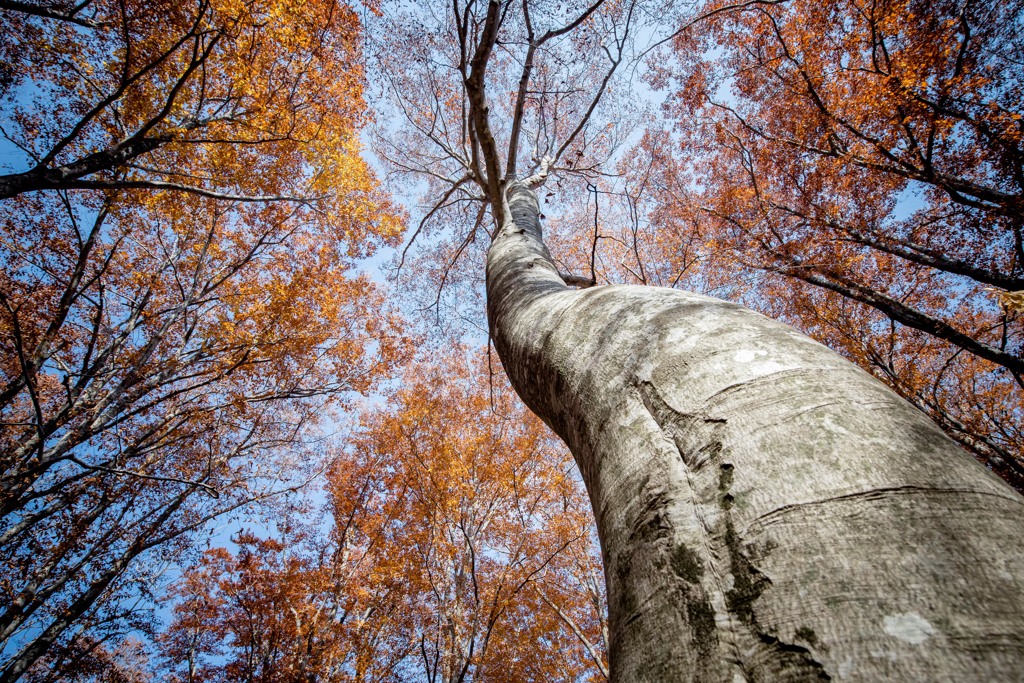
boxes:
[159,351,608,682]
[0,0,407,678]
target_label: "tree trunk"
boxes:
[486,181,1024,682]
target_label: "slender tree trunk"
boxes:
[487,181,1024,682]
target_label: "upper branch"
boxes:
[0,0,104,27]
[464,0,507,203]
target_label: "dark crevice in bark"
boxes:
[638,378,833,682]
[685,596,719,679]
[634,380,733,679]
[722,502,769,624]
[720,459,832,683]
[670,543,704,583]
[637,379,726,474]
[618,464,723,682]
[748,634,833,683]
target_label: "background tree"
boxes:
[641,0,1024,484]
[0,1,404,679]
[159,351,607,683]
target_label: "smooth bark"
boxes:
[487,181,1024,682]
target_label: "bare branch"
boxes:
[0,0,104,28]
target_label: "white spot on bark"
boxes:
[883,612,935,645]
[821,415,852,436]
[734,349,766,363]
[838,657,855,677]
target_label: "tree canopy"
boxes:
[1,0,1022,680]
[0,0,403,679]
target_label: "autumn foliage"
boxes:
[159,353,607,682]
[5,0,1024,679]
[0,0,403,679]
[647,0,1024,484]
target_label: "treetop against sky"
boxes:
[1,0,1023,681]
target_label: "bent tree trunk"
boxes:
[487,181,1024,682]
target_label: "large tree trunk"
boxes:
[486,181,1024,682]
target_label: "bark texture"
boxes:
[487,181,1024,682]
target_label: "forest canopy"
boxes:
[1,0,1021,681]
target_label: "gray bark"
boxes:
[487,181,1024,682]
